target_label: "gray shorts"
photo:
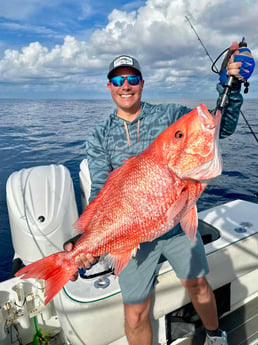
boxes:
[118,232,209,305]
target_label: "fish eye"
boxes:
[175,130,184,139]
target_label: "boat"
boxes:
[0,162,257,345]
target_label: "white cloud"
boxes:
[0,0,257,98]
[89,0,233,64]
[0,36,99,82]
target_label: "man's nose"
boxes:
[122,79,131,89]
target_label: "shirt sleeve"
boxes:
[216,83,243,138]
[85,125,112,202]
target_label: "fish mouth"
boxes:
[199,106,217,131]
[182,105,222,180]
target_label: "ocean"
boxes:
[0,98,257,282]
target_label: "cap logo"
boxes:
[114,56,133,68]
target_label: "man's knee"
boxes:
[180,276,210,296]
[124,296,152,329]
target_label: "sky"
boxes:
[0,0,257,99]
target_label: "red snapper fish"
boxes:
[16,104,222,304]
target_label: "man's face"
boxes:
[107,67,144,116]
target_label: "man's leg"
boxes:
[118,240,162,345]
[180,276,219,330]
[163,233,218,330]
[123,295,152,345]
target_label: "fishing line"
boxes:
[185,16,258,143]
[185,16,218,72]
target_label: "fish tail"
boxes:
[15,252,76,304]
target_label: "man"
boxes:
[65,43,255,345]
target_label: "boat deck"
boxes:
[171,296,258,345]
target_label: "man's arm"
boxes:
[218,83,243,138]
[217,42,255,138]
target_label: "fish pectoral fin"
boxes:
[167,188,189,220]
[107,246,139,277]
[180,205,198,242]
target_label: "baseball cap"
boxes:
[107,55,142,79]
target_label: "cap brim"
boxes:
[107,66,142,79]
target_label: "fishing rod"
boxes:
[185,16,258,143]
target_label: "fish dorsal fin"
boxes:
[106,246,139,276]
[167,188,189,221]
[180,205,198,242]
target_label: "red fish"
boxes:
[16,104,222,304]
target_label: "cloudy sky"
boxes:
[0,0,257,99]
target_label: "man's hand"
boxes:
[64,237,96,281]
[228,43,255,81]
[220,41,255,85]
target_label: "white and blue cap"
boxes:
[107,55,142,79]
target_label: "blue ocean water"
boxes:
[0,98,257,282]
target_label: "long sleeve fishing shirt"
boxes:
[84,84,243,239]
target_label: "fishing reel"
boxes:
[212,37,250,94]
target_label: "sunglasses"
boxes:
[110,75,142,87]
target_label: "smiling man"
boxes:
[107,55,144,122]
[65,46,255,345]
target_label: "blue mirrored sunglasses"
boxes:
[110,75,142,87]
